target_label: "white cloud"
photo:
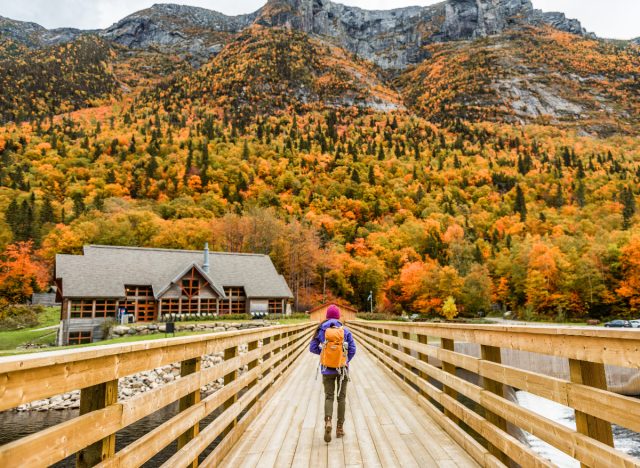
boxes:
[0,0,637,39]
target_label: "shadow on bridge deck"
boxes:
[220,340,478,468]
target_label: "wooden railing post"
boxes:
[222,344,239,437]
[401,331,413,373]
[177,356,202,468]
[247,339,259,389]
[390,330,400,365]
[76,379,118,467]
[262,336,272,380]
[569,358,614,468]
[440,337,460,424]
[480,345,509,465]
[416,333,437,407]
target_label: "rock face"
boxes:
[101,4,258,66]
[254,0,589,69]
[0,15,83,47]
[0,1,588,69]
[632,37,640,46]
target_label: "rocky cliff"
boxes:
[1,0,589,69]
[254,0,589,69]
[0,15,83,48]
[101,4,258,66]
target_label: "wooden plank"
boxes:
[310,382,328,468]
[0,323,316,411]
[76,379,118,468]
[273,355,315,467]
[292,354,322,468]
[0,404,123,468]
[163,334,309,468]
[203,347,310,468]
[346,370,381,468]
[222,345,239,438]
[358,350,428,468]
[349,321,640,368]
[98,333,309,468]
[569,359,615,468]
[351,360,401,468]
[480,345,509,465]
[352,322,640,435]
[354,337,486,468]
[259,349,312,467]
[353,327,640,468]
[440,337,460,425]
[176,357,202,468]
[341,391,364,468]
[0,326,309,467]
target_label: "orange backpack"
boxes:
[320,326,347,369]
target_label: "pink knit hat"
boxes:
[326,304,341,320]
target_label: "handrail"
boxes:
[0,322,316,467]
[349,320,640,468]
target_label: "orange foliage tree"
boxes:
[617,237,640,314]
[0,242,49,303]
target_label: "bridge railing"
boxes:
[349,320,640,468]
[0,321,316,467]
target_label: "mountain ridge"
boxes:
[1,0,590,68]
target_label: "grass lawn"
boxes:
[171,317,311,326]
[0,307,60,352]
[0,316,312,356]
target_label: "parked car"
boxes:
[630,320,640,328]
[604,320,632,328]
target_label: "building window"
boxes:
[162,299,180,315]
[201,299,217,314]
[181,298,199,315]
[221,287,246,315]
[125,285,154,298]
[181,278,200,298]
[224,287,245,298]
[268,299,283,315]
[95,300,117,318]
[70,300,93,318]
[68,331,92,344]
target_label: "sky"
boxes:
[0,0,638,40]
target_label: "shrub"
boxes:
[101,319,116,337]
[215,313,253,321]
[356,313,402,321]
[0,304,43,330]
[270,313,308,320]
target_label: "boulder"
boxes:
[113,326,130,336]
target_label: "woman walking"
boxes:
[309,304,357,443]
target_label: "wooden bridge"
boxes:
[0,321,639,467]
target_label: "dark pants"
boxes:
[322,373,348,423]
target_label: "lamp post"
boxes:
[367,291,373,313]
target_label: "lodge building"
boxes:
[55,245,293,345]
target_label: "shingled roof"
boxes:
[56,245,293,300]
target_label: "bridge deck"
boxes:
[220,342,478,468]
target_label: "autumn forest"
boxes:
[0,15,639,321]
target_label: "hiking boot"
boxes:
[336,422,345,438]
[324,416,332,443]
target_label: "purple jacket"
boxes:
[309,319,357,375]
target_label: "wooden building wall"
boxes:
[309,304,357,322]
